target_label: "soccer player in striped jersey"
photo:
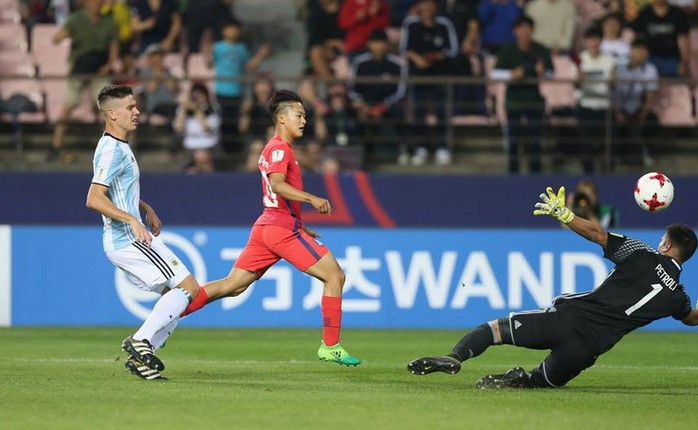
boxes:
[408,186,698,389]
[86,84,203,380]
[180,89,361,366]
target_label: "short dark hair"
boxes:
[665,224,697,262]
[584,27,603,39]
[631,38,649,50]
[267,89,303,122]
[223,18,242,29]
[97,85,133,110]
[513,15,534,29]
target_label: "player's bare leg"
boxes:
[305,252,361,366]
[180,267,258,317]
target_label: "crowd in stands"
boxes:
[2,0,698,174]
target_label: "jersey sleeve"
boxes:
[603,232,654,265]
[672,288,691,320]
[92,141,123,187]
[265,145,291,176]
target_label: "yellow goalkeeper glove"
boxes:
[533,186,575,224]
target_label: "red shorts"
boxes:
[234,225,329,278]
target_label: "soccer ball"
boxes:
[634,172,674,212]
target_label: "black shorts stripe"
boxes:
[133,241,175,279]
[134,241,175,278]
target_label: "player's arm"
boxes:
[268,172,331,214]
[139,199,161,237]
[681,307,698,326]
[533,186,608,248]
[85,184,152,245]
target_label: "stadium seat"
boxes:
[186,53,214,80]
[331,55,351,80]
[0,50,36,76]
[0,3,20,24]
[31,24,70,76]
[0,23,28,52]
[540,55,577,123]
[163,53,186,79]
[654,84,695,126]
[0,49,45,126]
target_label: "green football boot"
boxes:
[317,341,361,366]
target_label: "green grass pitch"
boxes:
[1,327,697,430]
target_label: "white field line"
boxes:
[8,358,698,371]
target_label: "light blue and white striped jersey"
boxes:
[91,133,141,252]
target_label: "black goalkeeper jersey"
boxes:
[556,232,692,353]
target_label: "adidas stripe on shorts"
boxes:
[106,235,190,294]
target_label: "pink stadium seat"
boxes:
[654,84,694,126]
[163,53,185,79]
[40,79,98,123]
[186,53,214,80]
[31,24,70,76]
[0,23,28,52]
[0,5,20,24]
[540,55,576,113]
[0,78,46,123]
[331,55,351,80]
[0,50,36,76]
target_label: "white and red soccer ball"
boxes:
[634,172,674,212]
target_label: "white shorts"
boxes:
[106,235,191,294]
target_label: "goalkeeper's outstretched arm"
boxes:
[533,186,608,248]
[567,213,608,248]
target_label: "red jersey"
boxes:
[254,136,304,231]
[338,0,390,53]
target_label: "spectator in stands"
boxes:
[20,0,54,50]
[478,0,524,54]
[492,15,553,174]
[130,0,182,54]
[349,29,406,162]
[183,0,233,53]
[239,76,275,171]
[400,0,459,166]
[600,13,630,67]
[101,0,133,54]
[321,82,364,172]
[140,44,178,124]
[633,0,690,77]
[441,0,485,115]
[296,77,329,171]
[208,19,270,153]
[113,49,141,87]
[339,0,391,63]
[50,0,119,160]
[173,82,221,173]
[567,178,619,229]
[613,39,659,166]
[306,0,345,78]
[386,0,419,25]
[525,0,576,54]
[574,27,615,174]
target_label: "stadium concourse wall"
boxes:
[1,172,697,330]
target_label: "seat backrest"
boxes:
[655,84,694,126]
[0,23,28,51]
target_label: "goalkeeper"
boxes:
[407,186,698,389]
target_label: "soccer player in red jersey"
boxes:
[182,89,361,366]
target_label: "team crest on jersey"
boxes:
[271,149,285,162]
[171,259,179,267]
